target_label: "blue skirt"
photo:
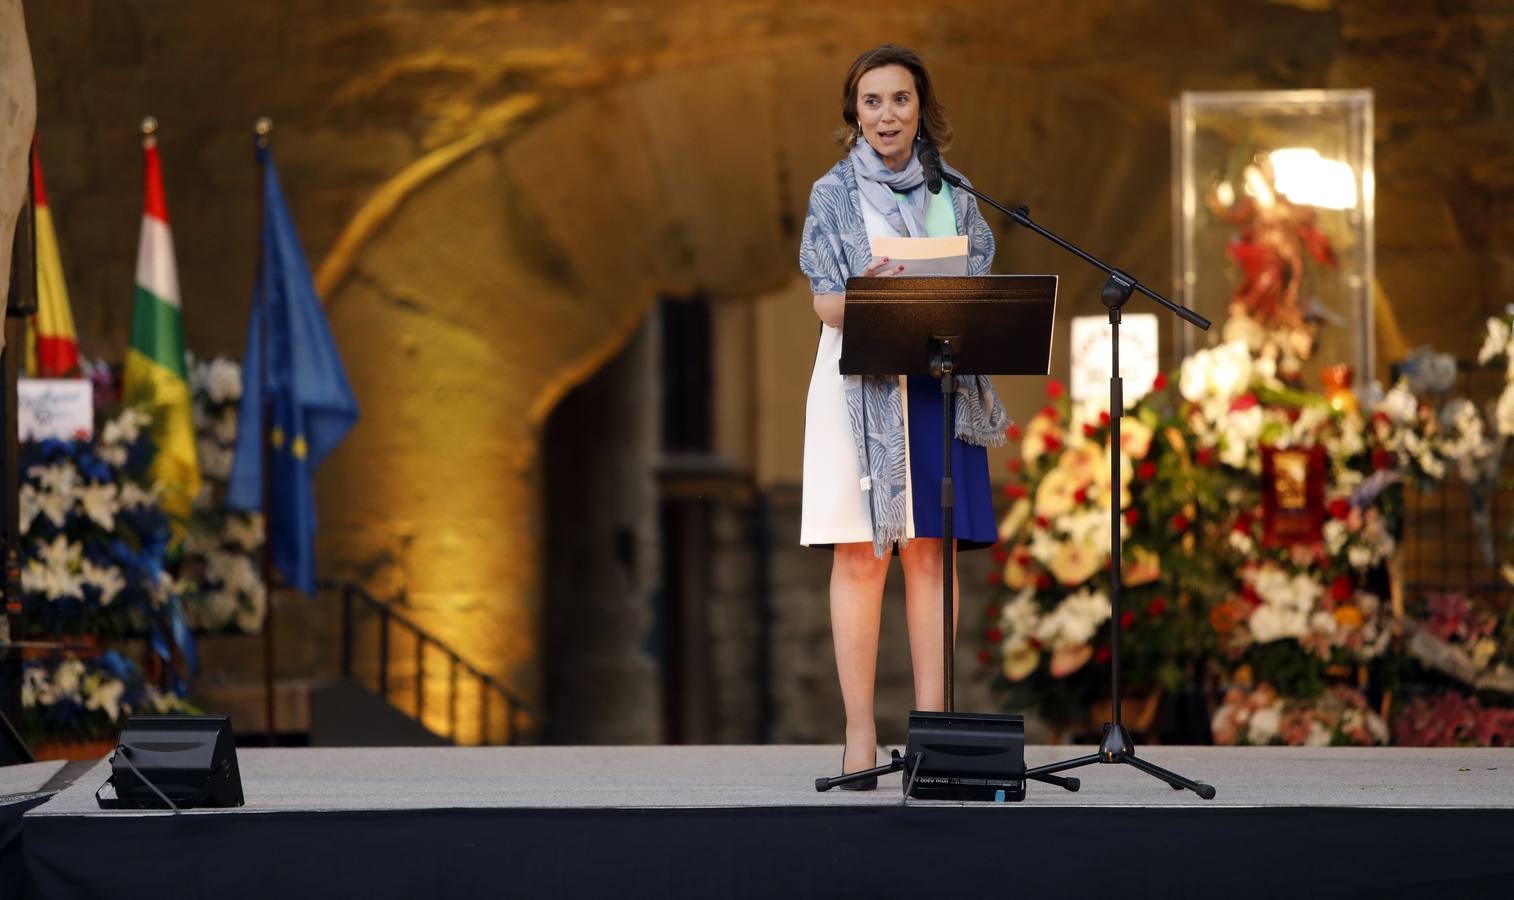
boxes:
[907,375,997,550]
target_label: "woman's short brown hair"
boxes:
[838,45,954,151]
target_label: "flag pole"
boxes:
[254,116,277,747]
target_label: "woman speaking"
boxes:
[799,45,1007,789]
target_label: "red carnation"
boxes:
[1120,610,1137,630]
[1148,597,1168,617]
[986,627,1004,643]
[1047,380,1065,399]
[1138,460,1157,480]
[1152,371,1168,391]
[1171,512,1190,532]
[1331,575,1353,602]
[1095,646,1112,664]
[1329,498,1352,520]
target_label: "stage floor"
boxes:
[27,744,1514,814]
[18,745,1514,899]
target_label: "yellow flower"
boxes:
[1021,411,1064,465]
[1125,545,1161,587]
[1035,467,1079,519]
[1050,644,1093,678]
[998,498,1031,544]
[1003,642,1041,682]
[1048,537,1105,586]
[1120,417,1154,460]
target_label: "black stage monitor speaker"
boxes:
[903,711,1026,802]
[96,715,244,810]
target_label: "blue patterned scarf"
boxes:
[848,138,930,238]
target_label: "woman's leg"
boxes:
[830,542,891,773]
[901,538,959,712]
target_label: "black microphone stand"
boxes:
[941,168,1217,800]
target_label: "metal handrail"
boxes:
[322,579,532,745]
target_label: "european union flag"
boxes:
[226,140,358,597]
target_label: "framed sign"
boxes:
[18,378,94,442]
[1070,313,1160,408]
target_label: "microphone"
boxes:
[919,140,944,194]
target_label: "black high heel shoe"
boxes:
[839,746,878,791]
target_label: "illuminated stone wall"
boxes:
[21,1,1514,736]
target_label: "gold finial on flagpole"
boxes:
[140,115,158,148]
[255,116,273,149]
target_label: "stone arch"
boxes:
[311,58,825,735]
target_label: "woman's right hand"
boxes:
[860,256,906,277]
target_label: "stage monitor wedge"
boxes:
[96,715,245,810]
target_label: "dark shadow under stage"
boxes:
[13,745,1514,899]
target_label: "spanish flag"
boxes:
[122,121,200,521]
[26,146,80,378]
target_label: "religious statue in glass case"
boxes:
[1172,90,1374,387]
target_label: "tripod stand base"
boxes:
[1025,724,1217,800]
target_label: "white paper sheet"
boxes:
[869,235,969,277]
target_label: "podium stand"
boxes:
[839,274,1056,713]
[815,275,1075,798]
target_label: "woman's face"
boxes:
[855,64,919,172]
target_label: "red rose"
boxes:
[1035,573,1052,590]
[1083,423,1099,439]
[1044,434,1063,453]
[1028,637,1045,651]
[1047,380,1065,399]
[1230,393,1258,412]
[977,649,992,667]
[992,547,1009,564]
[1007,423,1023,441]
[1095,646,1112,664]
[1148,597,1168,617]
[1331,575,1353,602]
[1138,461,1157,480]
[1233,512,1253,534]
[1171,512,1190,532]
[1074,487,1089,505]
[1099,410,1111,426]
[1120,610,1137,630]
[1034,516,1050,530]
[1329,498,1352,520]
[985,604,1001,619]
[1196,447,1214,467]
[1124,508,1140,527]
[1040,405,1059,420]
[986,571,1003,586]
[986,627,1004,643]
[1372,448,1394,471]
[1007,458,1023,474]
[1004,484,1027,499]
[1152,372,1169,391]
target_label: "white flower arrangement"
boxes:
[181,355,268,633]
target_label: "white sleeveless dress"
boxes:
[798,195,921,547]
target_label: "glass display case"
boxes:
[1172,90,1374,386]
